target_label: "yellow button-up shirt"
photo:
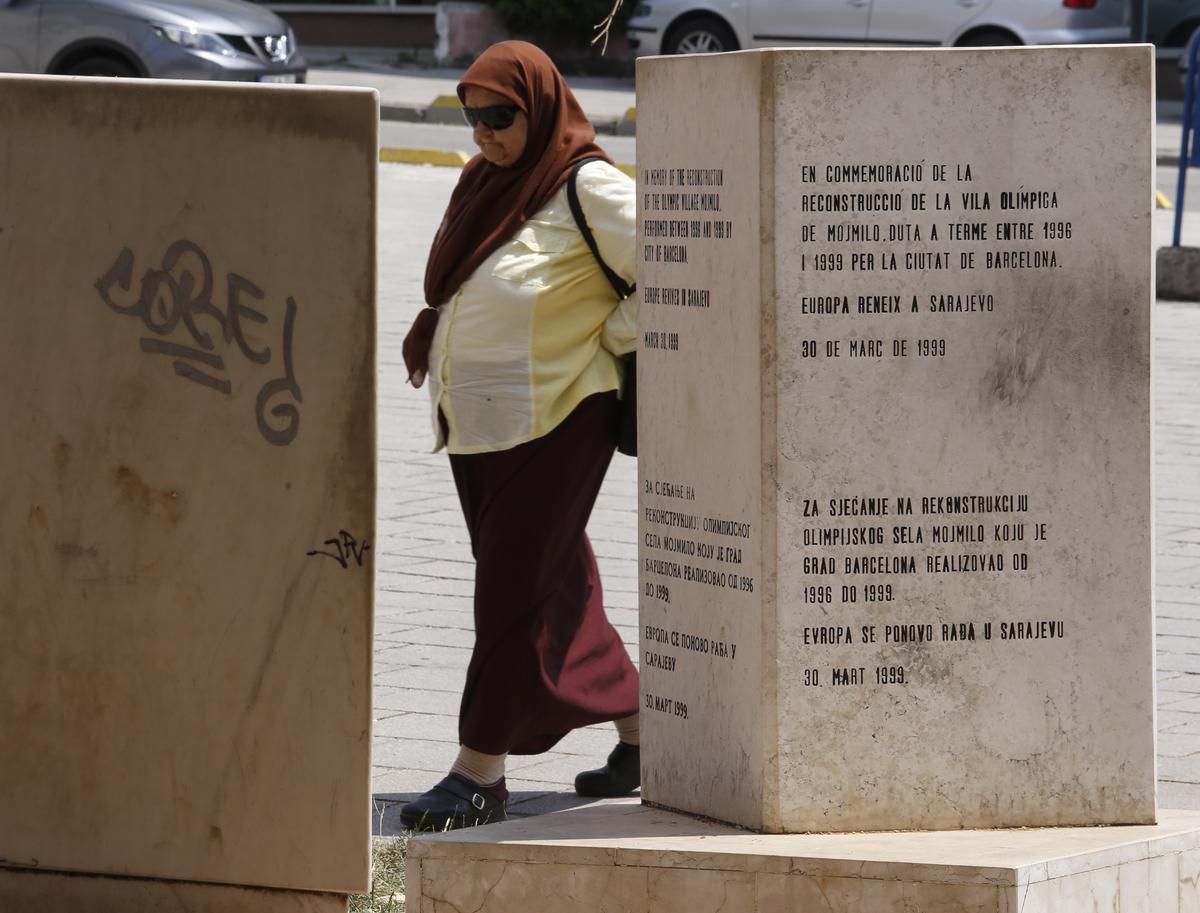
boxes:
[429,160,637,454]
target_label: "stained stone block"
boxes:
[0,76,376,894]
[0,867,348,913]
[634,46,1155,832]
[408,802,1200,913]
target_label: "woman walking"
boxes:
[400,41,640,830]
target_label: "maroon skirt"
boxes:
[448,392,639,755]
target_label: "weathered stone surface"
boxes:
[0,76,377,892]
[0,868,348,913]
[635,46,1155,832]
[408,801,1200,912]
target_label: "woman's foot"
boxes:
[574,742,640,797]
[399,774,509,831]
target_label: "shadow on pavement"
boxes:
[372,790,631,836]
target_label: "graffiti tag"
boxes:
[307,530,371,569]
[95,240,303,446]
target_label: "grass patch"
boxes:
[351,836,408,913]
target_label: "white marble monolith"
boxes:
[635,45,1155,833]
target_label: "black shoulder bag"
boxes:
[566,158,637,457]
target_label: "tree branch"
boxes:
[591,0,627,54]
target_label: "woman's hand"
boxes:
[403,307,439,388]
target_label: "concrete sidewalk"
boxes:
[371,161,1200,835]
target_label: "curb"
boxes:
[380,147,472,167]
[380,104,427,123]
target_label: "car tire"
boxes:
[957,29,1021,47]
[65,56,137,78]
[664,16,738,55]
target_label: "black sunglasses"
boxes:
[462,104,521,131]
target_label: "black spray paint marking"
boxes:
[307,530,371,569]
[96,240,303,445]
[255,297,303,445]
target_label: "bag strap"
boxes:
[567,158,635,301]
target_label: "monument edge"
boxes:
[757,47,782,835]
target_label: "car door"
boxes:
[867,0,995,46]
[0,0,41,72]
[749,0,873,46]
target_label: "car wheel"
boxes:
[957,29,1021,47]
[65,57,137,78]
[665,16,738,55]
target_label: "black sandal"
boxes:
[399,773,508,831]
[574,742,640,798]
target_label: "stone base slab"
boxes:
[408,801,1200,912]
[0,867,347,912]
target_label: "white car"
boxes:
[627,0,1131,55]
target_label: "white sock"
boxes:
[450,746,507,786]
[614,713,640,746]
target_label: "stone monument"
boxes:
[409,46,1200,912]
[636,44,1155,835]
[0,75,377,910]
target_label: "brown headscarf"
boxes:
[422,41,613,307]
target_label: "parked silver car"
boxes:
[627,0,1131,55]
[0,0,305,81]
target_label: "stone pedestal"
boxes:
[0,76,377,904]
[635,44,1155,834]
[411,43,1174,913]
[0,868,347,913]
[409,802,1200,913]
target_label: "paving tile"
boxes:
[390,608,477,629]
[371,765,450,797]
[1158,733,1200,759]
[1160,653,1200,675]
[1158,756,1200,783]
[1159,672,1200,695]
[374,712,460,742]
[375,642,473,668]
[374,684,463,715]
[373,736,460,772]
[375,625,478,649]
[1161,694,1200,714]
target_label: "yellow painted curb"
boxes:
[430,94,461,109]
[1157,190,1174,210]
[379,147,636,179]
[379,147,472,167]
